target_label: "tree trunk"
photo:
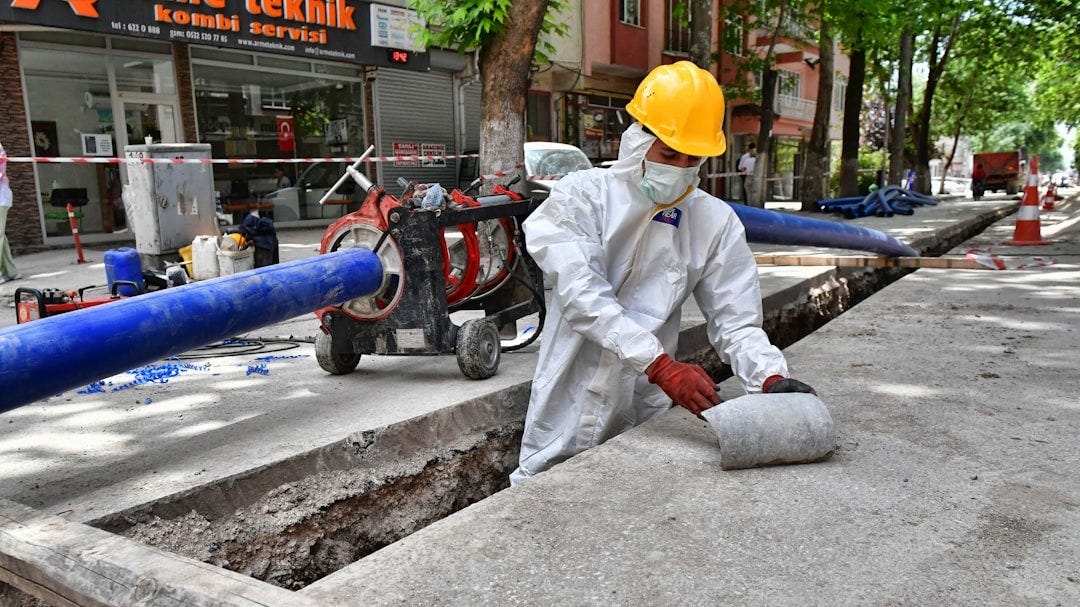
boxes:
[752,68,778,208]
[478,1,549,192]
[940,104,965,195]
[750,2,788,208]
[839,43,865,197]
[915,15,960,195]
[801,19,834,211]
[689,0,713,69]
[890,29,914,186]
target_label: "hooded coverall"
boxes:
[509,124,788,485]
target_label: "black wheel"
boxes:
[456,318,501,379]
[315,330,361,375]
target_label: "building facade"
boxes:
[0,0,480,253]
[528,0,849,201]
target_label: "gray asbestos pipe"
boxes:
[702,392,835,470]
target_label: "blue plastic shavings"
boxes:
[76,361,213,395]
[77,381,107,395]
[246,363,270,376]
[253,354,309,361]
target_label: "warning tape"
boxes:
[963,248,1056,270]
[6,154,547,186]
[8,153,532,183]
[5,153,481,165]
[475,164,526,182]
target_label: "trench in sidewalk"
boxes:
[6,208,1012,599]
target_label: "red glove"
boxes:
[646,353,719,418]
[762,374,817,395]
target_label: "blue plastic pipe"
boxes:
[730,204,918,257]
[0,249,383,412]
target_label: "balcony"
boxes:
[775,94,815,121]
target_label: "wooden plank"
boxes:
[0,499,318,607]
[754,254,987,270]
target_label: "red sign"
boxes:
[393,141,419,167]
[276,117,294,153]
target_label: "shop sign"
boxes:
[0,1,430,71]
[420,143,445,168]
[276,117,295,153]
[80,133,114,156]
[392,142,419,167]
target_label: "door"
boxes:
[118,99,180,150]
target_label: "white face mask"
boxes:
[637,159,699,205]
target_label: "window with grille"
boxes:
[777,70,801,97]
[665,0,691,53]
[723,15,745,56]
[832,74,847,111]
[620,0,641,26]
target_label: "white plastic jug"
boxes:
[191,235,220,280]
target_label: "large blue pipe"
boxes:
[0,249,383,412]
[730,204,918,257]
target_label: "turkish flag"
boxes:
[276,117,295,153]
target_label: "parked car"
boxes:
[260,162,360,221]
[524,142,592,201]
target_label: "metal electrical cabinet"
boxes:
[123,143,217,266]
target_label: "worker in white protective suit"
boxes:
[510,62,815,486]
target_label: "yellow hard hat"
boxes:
[626,61,726,157]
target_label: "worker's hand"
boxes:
[762,374,817,395]
[646,353,719,419]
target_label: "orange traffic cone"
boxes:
[1041,183,1056,211]
[1003,156,1051,246]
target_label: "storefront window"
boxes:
[21,48,117,236]
[192,58,366,222]
[576,94,631,162]
[114,56,176,95]
[20,34,180,239]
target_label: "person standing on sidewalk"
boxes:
[0,142,21,284]
[737,142,756,203]
[971,163,987,201]
[509,62,814,485]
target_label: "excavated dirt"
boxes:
[110,432,520,590]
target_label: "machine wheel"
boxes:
[456,318,501,379]
[315,330,361,375]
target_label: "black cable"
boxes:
[500,259,546,353]
[174,337,308,360]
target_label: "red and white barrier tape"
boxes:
[8,154,553,185]
[964,248,1056,270]
[6,153,481,165]
[476,164,525,182]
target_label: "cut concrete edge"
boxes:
[0,499,311,607]
[91,382,532,532]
